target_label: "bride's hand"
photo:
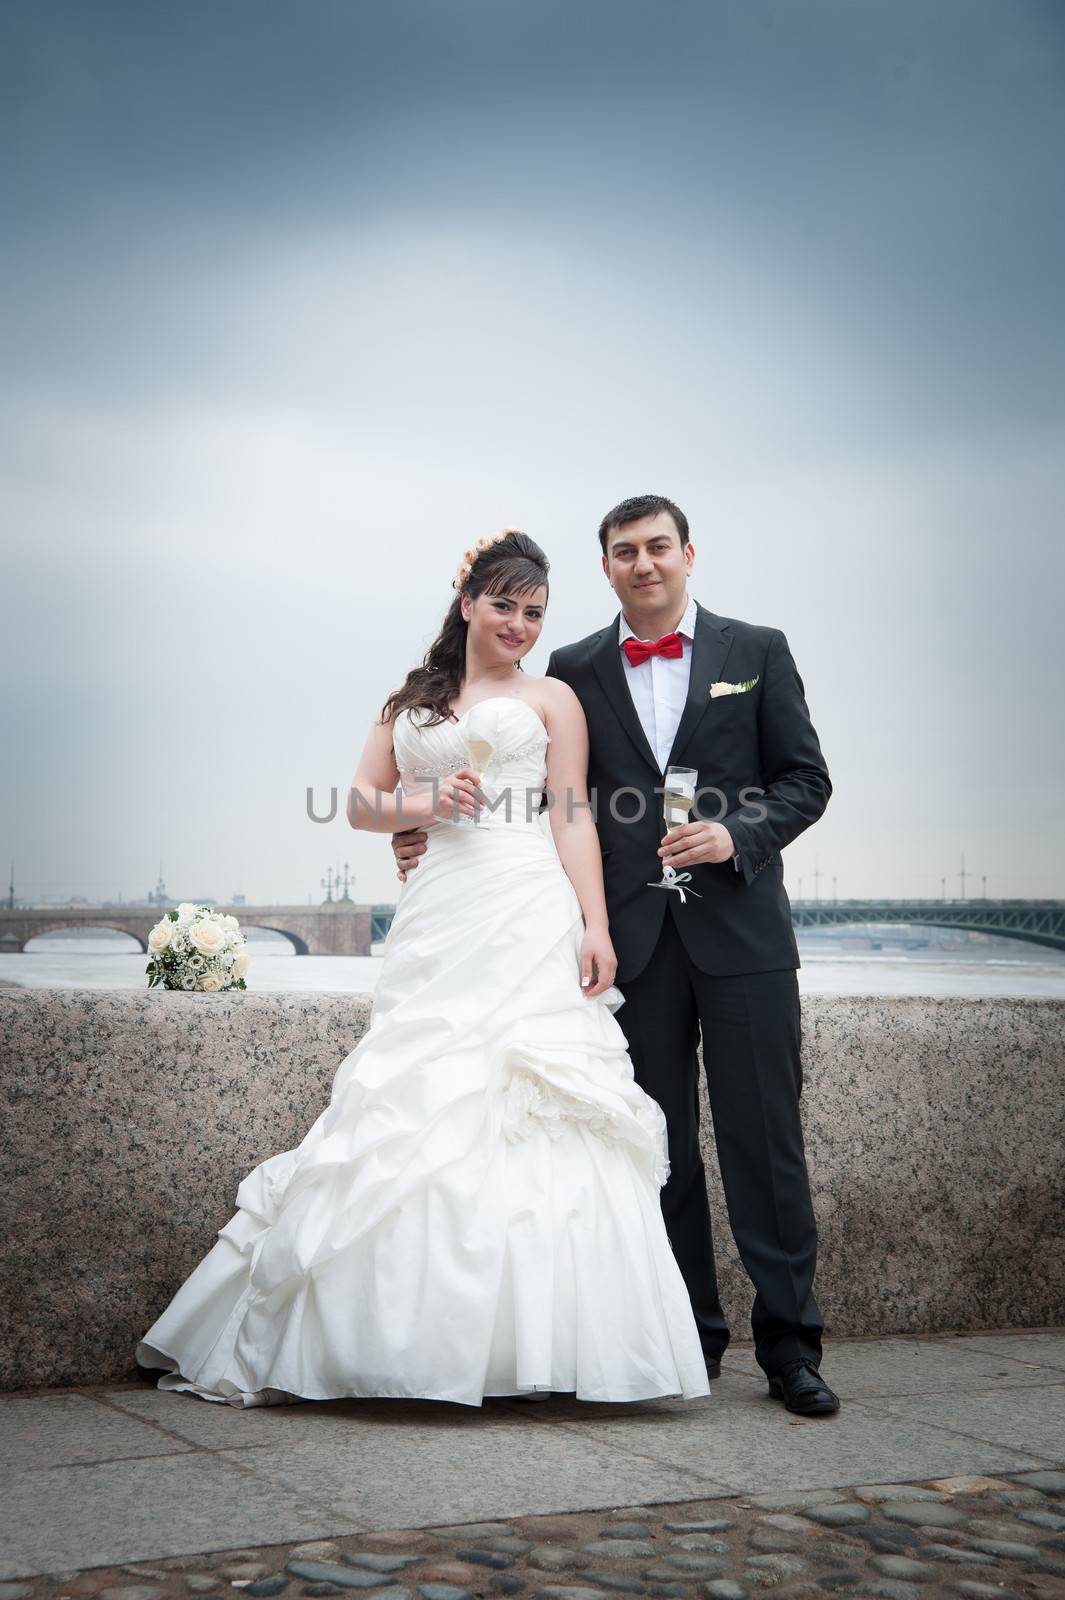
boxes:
[433,766,484,823]
[579,926,617,998]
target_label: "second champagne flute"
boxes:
[649,765,702,895]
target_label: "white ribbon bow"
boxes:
[647,866,703,903]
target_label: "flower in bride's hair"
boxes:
[476,535,493,550]
[462,545,478,563]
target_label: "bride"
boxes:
[135,528,711,1408]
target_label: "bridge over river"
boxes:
[0,903,399,958]
[2,898,1062,958]
[787,897,1065,954]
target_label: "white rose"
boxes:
[232,951,251,980]
[147,921,173,954]
[709,682,735,698]
[200,972,223,992]
[176,902,197,923]
[221,914,240,931]
[189,919,225,955]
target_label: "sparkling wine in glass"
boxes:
[456,733,494,825]
[466,735,494,773]
[650,765,700,894]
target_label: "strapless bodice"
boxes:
[393,695,550,831]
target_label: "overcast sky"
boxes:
[3,0,1063,911]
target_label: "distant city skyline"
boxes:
[4,854,1053,912]
[4,0,1063,907]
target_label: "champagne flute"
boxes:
[454,733,494,826]
[649,765,702,897]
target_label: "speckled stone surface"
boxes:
[1,990,1063,1389]
[698,994,1065,1344]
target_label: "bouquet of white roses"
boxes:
[146,902,251,992]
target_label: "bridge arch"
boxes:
[23,921,149,953]
[238,922,312,956]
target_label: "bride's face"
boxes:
[463,584,547,665]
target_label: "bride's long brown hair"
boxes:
[380,530,551,729]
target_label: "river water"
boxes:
[3,931,1064,997]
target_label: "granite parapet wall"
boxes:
[1,988,1062,1390]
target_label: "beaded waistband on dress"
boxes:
[396,731,549,776]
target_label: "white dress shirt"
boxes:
[618,591,698,771]
[618,592,742,871]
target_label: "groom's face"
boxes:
[601,511,694,620]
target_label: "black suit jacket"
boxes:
[544,600,832,983]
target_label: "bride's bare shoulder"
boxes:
[526,675,584,723]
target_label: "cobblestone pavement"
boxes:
[4,1471,1065,1600]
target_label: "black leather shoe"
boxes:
[704,1355,722,1380]
[767,1358,840,1415]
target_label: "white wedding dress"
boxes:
[135,695,710,1407]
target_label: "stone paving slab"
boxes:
[534,1399,1051,1494]
[0,1452,361,1579]
[2,1394,195,1472]
[713,1337,1065,1390]
[3,1333,1064,1585]
[862,1387,1065,1461]
[216,1425,734,1531]
[936,1335,1065,1372]
[713,1339,1065,1399]
[99,1390,541,1453]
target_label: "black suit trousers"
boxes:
[613,906,823,1376]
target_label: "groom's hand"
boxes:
[392,826,429,882]
[659,820,735,869]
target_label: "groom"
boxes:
[394,494,838,1416]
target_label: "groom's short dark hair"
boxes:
[598,494,690,554]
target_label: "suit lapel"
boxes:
[664,603,735,770]
[588,618,661,775]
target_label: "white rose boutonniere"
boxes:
[709,675,759,698]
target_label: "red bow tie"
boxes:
[623,631,684,667]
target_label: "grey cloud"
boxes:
[2,0,1063,902]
